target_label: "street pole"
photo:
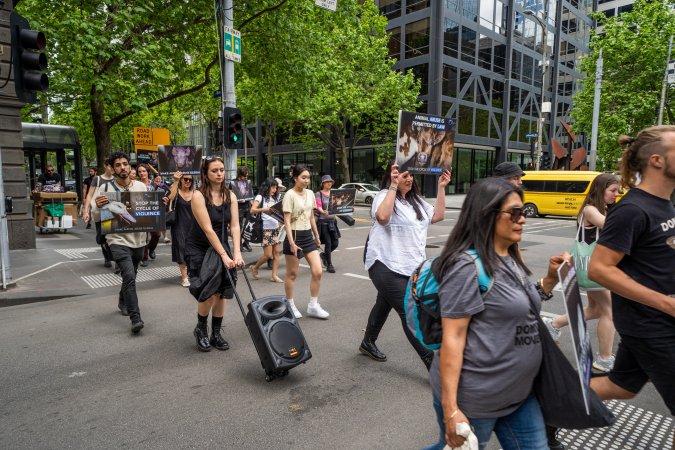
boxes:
[589,49,603,171]
[219,0,237,180]
[658,35,673,126]
[0,146,11,289]
[525,10,548,171]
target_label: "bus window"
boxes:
[556,180,589,193]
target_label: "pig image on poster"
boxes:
[158,145,202,176]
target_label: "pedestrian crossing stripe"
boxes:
[54,247,101,259]
[559,399,673,449]
[81,266,179,289]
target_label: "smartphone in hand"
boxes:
[296,248,304,259]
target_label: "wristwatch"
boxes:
[536,278,554,301]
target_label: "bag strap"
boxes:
[577,211,586,243]
[465,249,493,297]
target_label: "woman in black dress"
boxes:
[185,157,244,352]
[167,171,195,287]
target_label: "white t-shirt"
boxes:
[364,190,434,276]
[282,188,315,231]
[254,194,280,230]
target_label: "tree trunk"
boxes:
[339,145,350,184]
[90,85,111,171]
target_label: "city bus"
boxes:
[520,171,604,218]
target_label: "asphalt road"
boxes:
[0,206,671,449]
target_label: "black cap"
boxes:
[494,162,525,178]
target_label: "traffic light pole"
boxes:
[219,0,237,180]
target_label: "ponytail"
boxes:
[617,125,675,189]
[618,135,639,190]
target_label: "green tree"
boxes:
[571,0,675,171]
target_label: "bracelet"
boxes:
[388,186,398,192]
[536,278,554,301]
[219,251,226,257]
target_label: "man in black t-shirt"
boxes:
[37,165,62,187]
[589,126,675,424]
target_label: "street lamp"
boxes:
[524,9,550,170]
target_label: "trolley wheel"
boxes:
[265,371,275,382]
[281,369,289,377]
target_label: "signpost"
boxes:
[315,0,337,11]
[525,133,538,139]
[223,26,241,63]
[132,127,170,152]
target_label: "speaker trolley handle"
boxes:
[222,248,258,319]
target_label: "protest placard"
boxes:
[157,145,202,176]
[395,110,455,174]
[558,263,593,414]
[100,191,166,234]
[328,188,355,214]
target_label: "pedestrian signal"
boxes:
[10,12,49,104]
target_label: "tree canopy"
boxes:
[571,0,675,171]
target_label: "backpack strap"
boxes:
[464,249,493,297]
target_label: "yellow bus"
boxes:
[520,171,604,218]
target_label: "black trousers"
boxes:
[365,260,433,361]
[110,244,144,322]
[239,202,251,244]
[143,232,161,261]
[318,220,339,264]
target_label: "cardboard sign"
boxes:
[558,263,593,415]
[100,191,166,234]
[157,145,202,176]
[396,110,455,174]
[328,188,355,214]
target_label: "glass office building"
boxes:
[232,0,593,193]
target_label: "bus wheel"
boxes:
[522,203,538,218]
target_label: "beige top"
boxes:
[282,188,315,231]
[91,180,147,248]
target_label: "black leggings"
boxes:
[365,260,434,361]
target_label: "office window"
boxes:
[493,42,506,75]
[444,19,460,58]
[458,105,473,135]
[446,0,460,14]
[406,0,430,13]
[406,19,430,58]
[618,4,633,14]
[378,0,401,19]
[461,26,477,64]
[443,65,458,97]
[475,108,490,138]
[510,86,520,113]
[603,8,615,18]
[522,54,534,85]
[463,0,479,22]
[492,79,504,108]
[511,49,521,81]
[478,35,492,70]
[410,64,430,95]
[388,27,401,60]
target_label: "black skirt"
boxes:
[283,229,318,256]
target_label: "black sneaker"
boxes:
[327,264,335,273]
[140,260,148,267]
[242,243,252,252]
[118,303,129,316]
[86,223,91,229]
[149,250,156,260]
[104,260,112,268]
[131,320,144,334]
[546,426,565,450]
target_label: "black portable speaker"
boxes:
[244,295,312,381]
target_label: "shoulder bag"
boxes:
[166,195,178,228]
[570,213,603,290]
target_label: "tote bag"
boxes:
[570,214,603,290]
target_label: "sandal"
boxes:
[270,275,284,283]
[249,265,259,280]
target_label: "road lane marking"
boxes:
[344,273,370,281]
[53,247,101,259]
[81,266,179,289]
[346,245,365,250]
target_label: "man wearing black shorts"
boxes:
[589,126,675,445]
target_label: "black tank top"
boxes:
[187,201,232,251]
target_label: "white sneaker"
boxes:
[288,301,302,319]
[542,316,561,342]
[307,302,329,319]
[181,278,190,288]
[592,354,615,373]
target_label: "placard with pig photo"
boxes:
[395,110,455,175]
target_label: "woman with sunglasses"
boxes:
[185,157,244,352]
[425,178,569,450]
[359,162,450,369]
[167,171,196,287]
[249,178,284,283]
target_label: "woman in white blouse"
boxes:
[359,161,450,369]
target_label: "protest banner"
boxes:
[100,191,166,234]
[268,202,285,224]
[328,188,356,214]
[558,263,593,414]
[136,149,159,171]
[157,145,202,176]
[395,110,455,174]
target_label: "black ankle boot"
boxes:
[194,323,212,352]
[359,338,387,362]
[210,328,230,351]
[546,426,565,450]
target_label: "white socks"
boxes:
[309,297,318,306]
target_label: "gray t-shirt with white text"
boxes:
[429,254,542,418]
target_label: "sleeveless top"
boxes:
[186,201,232,254]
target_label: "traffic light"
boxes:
[528,162,535,169]
[10,12,49,104]
[541,152,551,170]
[224,107,243,149]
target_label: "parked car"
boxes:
[339,182,380,205]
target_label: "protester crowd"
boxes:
[79,124,674,450]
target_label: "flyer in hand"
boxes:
[558,263,593,414]
[100,191,166,233]
[395,110,455,174]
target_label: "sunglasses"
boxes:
[495,206,525,223]
[204,156,223,162]
[183,178,193,183]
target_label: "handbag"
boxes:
[571,213,603,290]
[242,213,263,244]
[165,196,178,228]
[526,294,615,428]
